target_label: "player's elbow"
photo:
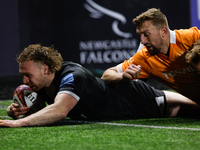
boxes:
[55,108,68,120]
[59,111,68,119]
[101,70,109,80]
[101,73,108,80]
[101,67,118,79]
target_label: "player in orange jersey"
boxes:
[101,8,200,104]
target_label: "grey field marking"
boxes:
[62,120,200,131]
[0,116,11,119]
[0,117,200,130]
[95,122,200,131]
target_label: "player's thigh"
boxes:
[163,90,196,105]
[163,90,200,117]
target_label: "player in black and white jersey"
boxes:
[1,44,200,127]
[38,61,166,120]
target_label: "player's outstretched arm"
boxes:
[101,65,141,87]
[0,93,77,127]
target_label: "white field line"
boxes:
[0,117,200,131]
[0,116,11,119]
[64,120,200,131]
[94,122,200,131]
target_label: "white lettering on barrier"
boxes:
[79,39,138,64]
[79,39,137,50]
[80,50,135,64]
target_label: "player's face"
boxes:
[19,60,48,92]
[192,62,200,75]
[136,20,164,55]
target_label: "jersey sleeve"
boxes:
[117,50,151,79]
[57,72,86,102]
[176,27,200,50]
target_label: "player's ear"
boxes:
[43,65,50,75]
[160,26,168,38]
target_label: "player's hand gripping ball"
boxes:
[13,85,46,118]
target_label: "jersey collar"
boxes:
[169,29,176,44]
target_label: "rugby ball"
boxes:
[13,85,46,118]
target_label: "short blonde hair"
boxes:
[133,8,169,30]
[17,44,63,72]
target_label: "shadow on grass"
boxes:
[47,117,200,127]
[0,117,199,128]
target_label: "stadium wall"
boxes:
[0,0,196,99]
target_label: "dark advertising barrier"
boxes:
[18,0,190,73]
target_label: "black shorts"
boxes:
[115,79,166,118]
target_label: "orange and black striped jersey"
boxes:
[117,27,200,103]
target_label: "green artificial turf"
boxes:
[0,100,12,117]
[1,122,200,150]
[0,100,200,150]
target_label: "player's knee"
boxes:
[165,105,180,117]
